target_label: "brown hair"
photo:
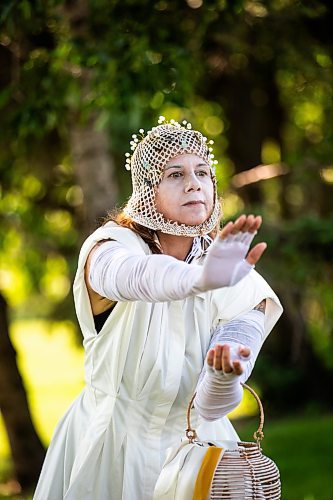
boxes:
[103,209,162,254]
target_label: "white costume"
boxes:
[34,222,282,500]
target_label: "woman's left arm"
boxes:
[194,300,266,421]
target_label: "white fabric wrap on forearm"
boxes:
[88,231,256,302]
[194,310,265,421]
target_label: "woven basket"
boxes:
[186,383,281,499]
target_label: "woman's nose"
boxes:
[184,174,201,192]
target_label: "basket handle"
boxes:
[186,382,265,446]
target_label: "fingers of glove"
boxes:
[219,215,247,240]
[206,344,244,378]
[231,359,244,376]
[231,214,248,233]
[206,348,215,368]
[250,215,262,232]
[230,344,252,361]
[241,214,262,233]
[246,242,267,266]
[222,345,245,375]
[214,344,223,370]
[221,344,233,373]
[206,344,225,371]
[219,221,234,240]
[237,214,262,233]
[219,214,262,240]
[213,344,236,373]
[239,345,251,359]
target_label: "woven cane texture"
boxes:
[124,123,221,236]
[210,441,281,499]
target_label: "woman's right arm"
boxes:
[87,239,203,302]
[87,222,264,303]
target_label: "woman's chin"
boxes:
[178,216,209,226]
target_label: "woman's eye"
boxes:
[169,172,182,178]
[196,170,208,176]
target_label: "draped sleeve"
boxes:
[210,269,283,338]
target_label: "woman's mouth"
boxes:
[182,200,205,206]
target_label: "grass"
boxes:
[234,413,333,500]
[1,320,333,499]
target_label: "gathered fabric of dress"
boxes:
[33,222,282,500]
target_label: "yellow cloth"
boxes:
[193,447,223,500]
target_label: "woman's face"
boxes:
[155,153,214,226]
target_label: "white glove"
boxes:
[194,231,256,291]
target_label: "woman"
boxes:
[34,118,282,500]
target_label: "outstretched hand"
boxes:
[206,343,251,376]
[218,214,267,267]
[195,213,267,291]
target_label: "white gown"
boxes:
[33,222,282,500]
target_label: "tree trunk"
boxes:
[63,0,119,237]
[0,293,45,491]
[70,112,118,237]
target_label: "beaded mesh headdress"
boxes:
[123,116,221,237]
